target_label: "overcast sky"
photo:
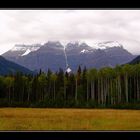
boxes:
[0,10,140,55]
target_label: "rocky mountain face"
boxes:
[2,41,135,72]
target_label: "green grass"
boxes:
[0,108,140,130]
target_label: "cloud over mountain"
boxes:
[0,10,140,54]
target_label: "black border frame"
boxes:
[1,0,140,138]
[0,131,140,140]
[1,0,140,8]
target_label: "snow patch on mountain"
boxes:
[21,49,31,56]
[98,41,123,49]
[10,44,41,56]
[21,47,40,56]
[80,49,89,53]
[11,45,27,51]
[29,46,40,51]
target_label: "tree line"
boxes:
[0,64,140,109]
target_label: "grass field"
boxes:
[0,108,140,130]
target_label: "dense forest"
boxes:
[0,64,140,109]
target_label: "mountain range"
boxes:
[2,41,136,72]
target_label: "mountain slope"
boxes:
[65,41,134,70]
[0,56,33,75]
[128,55,140,65]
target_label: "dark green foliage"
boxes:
[0,64,140,109]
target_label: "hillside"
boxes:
[0,56,33,75]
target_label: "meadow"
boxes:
[0,108,140,130]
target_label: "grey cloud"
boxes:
[0,10,140,54]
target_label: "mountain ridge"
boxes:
[2,41,135,72]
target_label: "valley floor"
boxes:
[0,108,139,130]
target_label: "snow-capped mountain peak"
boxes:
[98,41,123,49]
[10,44,41,56]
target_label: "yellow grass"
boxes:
[0,108,140,130]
